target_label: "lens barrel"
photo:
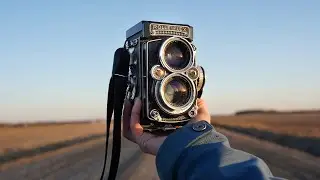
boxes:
[155,73,196,115]
[159,37,194,72]
[163,76,190,107]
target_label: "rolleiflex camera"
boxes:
[99,21,206,180]
[124,21,206,132]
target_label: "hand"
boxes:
[123,98,211,156]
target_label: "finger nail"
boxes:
[134,97,141,103]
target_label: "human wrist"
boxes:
[156,120,213,179]
[187,118,210,125]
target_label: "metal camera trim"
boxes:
[188,106,198,118]
[155,72,196,115]
[186,66,200,81]
[150,65,167,80]
[159,36,195,73]
[196,66,205,92]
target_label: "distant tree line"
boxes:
[235,109,320,116]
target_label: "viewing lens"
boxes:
[164,40,190,70]
[163,76,191,107]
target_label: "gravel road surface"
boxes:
[1,129,319,180]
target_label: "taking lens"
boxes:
[164,40,190,70]
[163,76,191,107]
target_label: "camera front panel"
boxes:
[125,37,205,132]
[124,21,205,132]
[139,37,203,131]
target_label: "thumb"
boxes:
[195,98,211,122]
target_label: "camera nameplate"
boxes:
[149,23,191,39]
[126,21,193,41]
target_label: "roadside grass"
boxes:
[211,114,320,156]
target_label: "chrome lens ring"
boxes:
[159,37,195,73]
[196,66,205,92]
[150,65,167,80]
[155,73,196,115]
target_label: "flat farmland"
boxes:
[0,122,106,156]
[211,113,320,137]
[211,113,320,156]
[0,118,320,179]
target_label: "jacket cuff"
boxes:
[155,120,213,180]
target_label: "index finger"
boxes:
[130,98,143,137]
[123,100,133,135]
[131,98,141,125]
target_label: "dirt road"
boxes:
[1,129,320,180]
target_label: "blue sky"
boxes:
[1,0,319,122]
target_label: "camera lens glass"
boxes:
[164,40,190,70]
[163,76,191,107]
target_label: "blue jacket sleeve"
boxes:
[155,120,286,180]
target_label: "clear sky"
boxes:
[1,0,319,122]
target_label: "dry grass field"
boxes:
[0,122,106,155]
[211,113,320,138]
[211,113,320,156]
[1,119,319,180]
[1,113,319,165]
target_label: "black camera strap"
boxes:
[100,48,130,180]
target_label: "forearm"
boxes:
[156,121,282,180]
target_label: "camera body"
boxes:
[125,21,205,132]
